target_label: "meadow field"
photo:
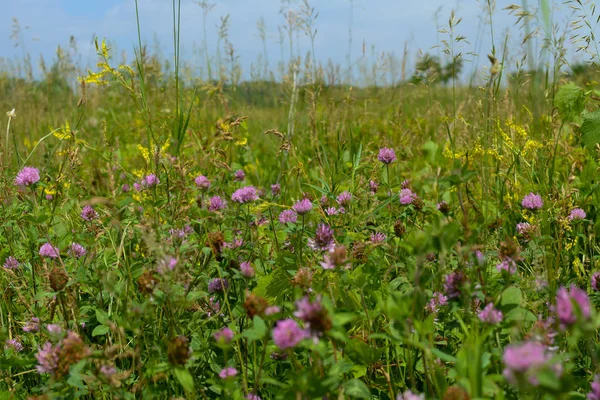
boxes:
[2,0,600,399]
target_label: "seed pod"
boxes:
[443,386,470,400]
[207,231,225,260]
[49,267,69,292]
[136,270,158,296]
[393,220,406,238]
[243,293,269,318]
[352,242,367,263]
[291,268,313,289]
[167,336,191,366]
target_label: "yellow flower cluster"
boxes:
[442,141,500,162]
[442,118,545,163]
[137,139,170,166]
[79,39,135,90]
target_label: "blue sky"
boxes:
[1,0,591,82]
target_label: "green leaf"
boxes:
[430,347,457,363]
[173,367,195,393]
[342,379,371,399]
[329,357,355,376]
[333,312,358,327]
[581,109,600,149]
[536,368,561,390]
[555,83,586,122]
[265,268,291,300]
[66,360,87,390]
[33,291,57,302]
[500,286,521,311]
[95,309,109,325]
[253,280,273,301]
[253,316,267,337]
[0,391,13,400]
[504,307,537,323]
[345,339,383,365]
[92,325,109,337]
[242,316,267,343]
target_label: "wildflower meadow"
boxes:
[3,0,600,399]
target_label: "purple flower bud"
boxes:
[370,232,386,244]
[3,256,19,269]
[240,261,255,278]
[278,209,298,224]
[39,243,59,259]
[213,327,234,344]
[592,272,600,291]
[219,367,238,379]
[555,285,590,327]
[5,339,23,353]
[233,170,246,182]
[336,191,352,207]
[209,196,226,211]
[271,183,281,196]
[68,243,86,258]
[208,278,229,293]
[292,198,313,215]
[377,147,397,164]
[15,166,40,186]
[399,188,417,205]
[142,174,160,187]
[568,208,586,221]
[81,205,99,221]
[521,192,543,210]
[478,303,503,324]
[272,319,308,350]
[308,224,335,251]
[195,175,211,189]
[369,180,379,194]
[231,186,258,203]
